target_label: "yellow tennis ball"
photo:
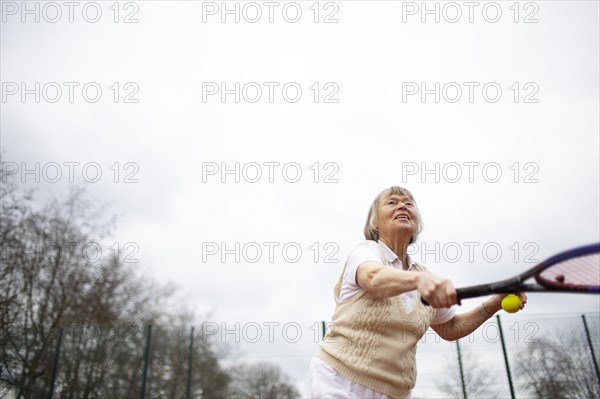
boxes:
[501,294,521,313]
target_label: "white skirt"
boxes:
[304,356,412,399]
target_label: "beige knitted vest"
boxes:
[318,244,435,399]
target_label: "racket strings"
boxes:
[537,253,600,289]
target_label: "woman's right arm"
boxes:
[356,262,458,308]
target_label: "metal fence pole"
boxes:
[186,326,195,399]
[456,339,467,399]
[582,314,600,388]
[496,315,516,399]
[140,325,152,399]
[47,328,63,399]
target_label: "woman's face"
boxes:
[375,194,418,242]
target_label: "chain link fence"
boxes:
[2,313,598,398]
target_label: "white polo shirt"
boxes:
[340,240,456,325]
[305,240,456,398]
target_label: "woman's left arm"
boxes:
[431,293,527,341]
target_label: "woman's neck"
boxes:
[378,235,411,270]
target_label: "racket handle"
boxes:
[422,286,522,306]
[420,292,462,306]
[456,286,520,300]
[456,287,486,300]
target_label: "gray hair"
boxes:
[363,186,423,244]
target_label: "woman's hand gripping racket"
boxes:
[422,242,600,305]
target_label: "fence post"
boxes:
[582,314,600,388]
[496,315,515,399]
[456,339,467,399]
[140,325,152,399]
[186,326,195,399]
[47,328,63,399]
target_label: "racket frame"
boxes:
[456,242,600,300]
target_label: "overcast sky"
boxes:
[2,0,599,393]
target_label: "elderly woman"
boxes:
[306,186,526,399]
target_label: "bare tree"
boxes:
[141,316,231,399]
[436,344,503,399]
[514,337,600,399]
[1,161,232,398]
[227,361,300,399]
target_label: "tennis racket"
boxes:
[424,242,600,303]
